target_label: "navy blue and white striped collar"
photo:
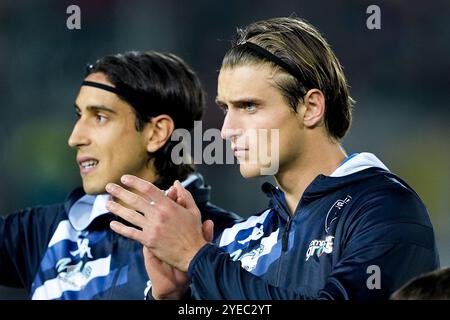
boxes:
[68,174,201,231]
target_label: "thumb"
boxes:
[202,220,214,242]
[143,246,160,272]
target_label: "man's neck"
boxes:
[275,138,346,215]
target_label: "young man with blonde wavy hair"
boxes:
[106,17,439,300]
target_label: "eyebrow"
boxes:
[215,96,264,106]
[215,97,225,106]
[74,104,117,114]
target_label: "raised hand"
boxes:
[106,175,212,271]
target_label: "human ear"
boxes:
[302,89,325,128]
[145,115,175,153]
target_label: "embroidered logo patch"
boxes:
[305,236,334,261]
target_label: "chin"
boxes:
[239,163,263,178]
[82,180,106,195]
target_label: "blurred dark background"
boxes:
[0,0,449,299]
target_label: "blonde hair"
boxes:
[222,17,354,140]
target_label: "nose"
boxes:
[68,118,90,148]
[221,110,242,141]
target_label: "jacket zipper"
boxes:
[270,189,301,284]
[272,195,297,252]
[282,217,293,252]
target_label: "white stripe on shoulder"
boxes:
[48,220,81,248]
[330,152,389,177]
[239,229,280,273]
[219,209,272,247]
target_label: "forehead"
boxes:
[85,72,111,84]
[217,64,279,103]
[75,72,131,112]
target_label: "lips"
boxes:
[77,156,99,175]
[232,146,249,158]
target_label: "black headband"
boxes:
[238,42,309,87]
[81,80,154,106]
[82,81,125,97]
[81,80,166,117]
[81,80,192,129]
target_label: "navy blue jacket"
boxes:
[0,174,241,299]
[188,153,440,300]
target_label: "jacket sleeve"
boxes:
[188,188,439,300]
[0,205,62,290]
[189,244,318,299]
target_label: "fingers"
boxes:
[110,220,143,244]
[120,175,165,202]
[173,180,200,216]
[166,186,178,202]
[106,183,154,216]
[106,200,146,228]
[202,220,214,242]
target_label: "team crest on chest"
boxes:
[305,235,334,261]
[325,195,352,233]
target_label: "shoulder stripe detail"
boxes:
[219,209,272,247]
